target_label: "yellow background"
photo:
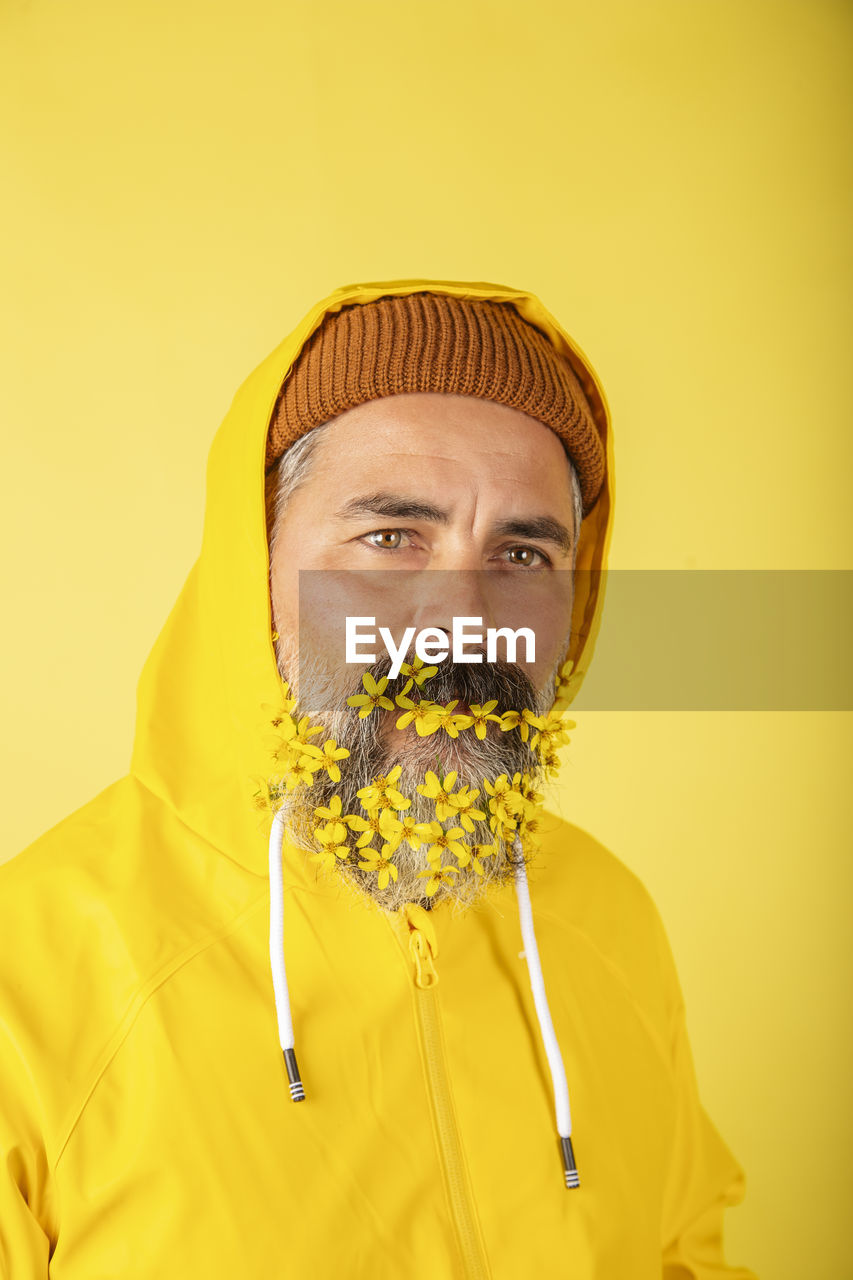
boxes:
[2,1,850,1274]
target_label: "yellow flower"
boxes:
[519,772,544,808]
[311,821,351,867]
[417,862,460,896]
[484,773,525,835]
[553,658,577,709]
[470,842,498,875]
[347,673,395,718]
[271,714,324,766]
[468,701,502,739]
[483,773,525,814]
[397,814,435,851]
[357,765,411,812]
[261,686,296,728]
[357,847,399,890]
[284,754,323,790]
[346,811,386,848]
[394,695,443,737]
[541,747,562,778]
[452,787,487,833]
[313,796,345,823]
[517,811,543,852]
[399,656,438,687]
[317,738,350,782]
[530,711,576,755]
[310,848,341,872]
[416,770,462,821]
[348,808,404,852]
[433,700,474,738]
[251,776,281,814]
[421,822,469,864]
[498,709,544,743]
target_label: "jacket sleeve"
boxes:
[653,914,758,1279]
[0,1025,55,1277]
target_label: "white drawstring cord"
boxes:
[268,809,305,1101]
[267,811,574,1179]
[512,838,580,1189]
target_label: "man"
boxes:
[0,279,753,1277]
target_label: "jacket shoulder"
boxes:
[529,809,683,1028]
[0,776,264,1156]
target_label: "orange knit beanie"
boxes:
[266,292,606,516]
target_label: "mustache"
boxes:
[355,652,543,713]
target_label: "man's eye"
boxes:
[505,545,548,567]
[365,529,406,550]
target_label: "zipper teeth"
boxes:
[416,985,491,1280]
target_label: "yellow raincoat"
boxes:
[0,280,754,1278]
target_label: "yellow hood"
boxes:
[130,278,615,876]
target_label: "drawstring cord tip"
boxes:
[560,1136,580,1189]
[283,1047,306,1102]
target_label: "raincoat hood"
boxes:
[129,279,615,877]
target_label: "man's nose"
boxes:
[408,570,498,636]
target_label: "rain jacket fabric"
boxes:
[0,280,754,1278]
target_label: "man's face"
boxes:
[267,392,577,906]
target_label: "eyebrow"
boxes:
[492,516,574,556]
[335,493,451,523]
[335,492,574,555]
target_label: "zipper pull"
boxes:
[400,903,440,989]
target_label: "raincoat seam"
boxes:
[526,907,678,1078]
[52,893,269,1168]
[128,772,269,881]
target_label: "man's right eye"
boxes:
[364,529,405,550]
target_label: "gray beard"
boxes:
[273,647,557,911]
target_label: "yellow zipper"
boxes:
[397,904,491,1280]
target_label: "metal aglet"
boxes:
[560,1135,580,1189]
[283,1047,306,1102]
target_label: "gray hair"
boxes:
[266,417,584,565]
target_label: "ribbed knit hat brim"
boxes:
[266,293,606,515]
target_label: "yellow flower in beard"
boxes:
[530,710,575,754]
[251,776,284,816]
[394,695,443,737]
[421,822,469,864]
[470,843,498,875]
[270,714,324,770]
[483,773,525,816]
[433,701,474,738]
[357,847,399,890]
[417,862,460,896]
[313,796,345,823]
[284,754,324,790]
[416,770,462,821]
[452,787,487,833]
[398,656,439,687]
[396,814,435,851]
[261,688,296,729]
[311,821,351,869]
[347,673,395,718]
[357,765,411,813]
[317,738,350,783]
[517,810,543,853]
[498,709,544,743]
[467,701,502,739]
[348,808,404,851]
